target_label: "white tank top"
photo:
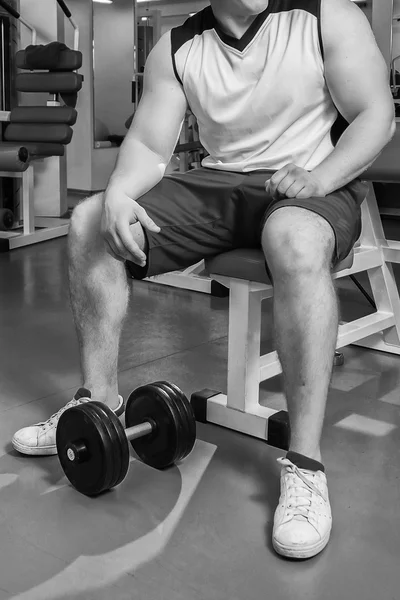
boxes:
[171,0,347,173]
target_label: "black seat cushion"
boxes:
[5,124,73,145]
[10,106,77,126]
[205,248,354,284]
[16,48,82,71]
[16,72,83,94]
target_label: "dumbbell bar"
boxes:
[56,381,196,497]
[64,420,154,464]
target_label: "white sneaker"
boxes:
[12,388,125,456]
[273,457,333,559]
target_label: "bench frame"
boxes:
[0,165,70,250]
[195,182,400,445]
[0,111,70,250]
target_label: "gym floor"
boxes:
[0,218,399,600]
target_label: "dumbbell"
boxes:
[56,381,196,497]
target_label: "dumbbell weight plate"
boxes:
[108,406,130,489]
[125,383,192,469]
[155,381,196,461]
[92,402,130,490]
[166,382,196,454]
[56,402,123,496]
[153,382,192,463]
[89,402,122,493]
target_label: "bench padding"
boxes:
[15,72,83,94]
[0,144,29,172]
[10,106,77,125]
[16,49,82,71]
[0,142,64,160]
[205,248,354,284]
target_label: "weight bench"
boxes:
[191,126,400,450]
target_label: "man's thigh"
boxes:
[126,167,247,280]
[260,179,367,268]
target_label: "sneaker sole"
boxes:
[12,396,125,457]
[272,528,331,559]
[11,438,58,456]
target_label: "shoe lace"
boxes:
[278,458,326,522]
[38,396,91,432]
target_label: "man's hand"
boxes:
[101,187,160,266]
[265,164,327,200]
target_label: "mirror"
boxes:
[92,0,135,147]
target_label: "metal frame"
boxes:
[372,0,394,74]
[201,183,400,442]
[391,12,400,102]
[146,261,212,294]
[133,0,138,110]
[0,0,38,43]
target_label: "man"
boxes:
[13,0,395,559]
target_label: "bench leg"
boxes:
[23,166,35,235]
[351,184,400,354]
[191,278,290,449]
[226,280,263,412]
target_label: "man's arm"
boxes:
[312,0,396,193]
[107,32,188,199]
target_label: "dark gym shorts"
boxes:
[126,167,368,280]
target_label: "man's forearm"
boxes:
[106,136,167,200]
[312,110,396,194]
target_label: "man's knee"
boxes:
[69,193,104,240]
[69,193,147,259]
[262,207,335,276]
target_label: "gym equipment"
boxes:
[0,2,18,228]
[56,382,197,497]
[0,0,82,250]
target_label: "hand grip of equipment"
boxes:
[56,0,72,19]
[0,0,20,20]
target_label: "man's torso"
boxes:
[171,0,346,173]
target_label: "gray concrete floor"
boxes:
[0,218,399,599]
